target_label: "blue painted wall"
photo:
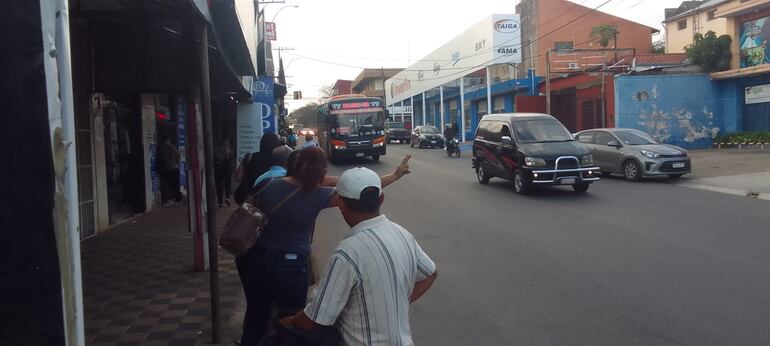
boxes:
[615,74,739,149]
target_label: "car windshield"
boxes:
[614,130,657,145]
[513,119,573,143]
[388,122,404,129]
[419,126,440,134]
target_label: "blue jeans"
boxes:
[236,246,309,346]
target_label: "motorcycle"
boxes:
[445,137,461,157]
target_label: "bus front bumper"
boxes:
[331,146,386,158]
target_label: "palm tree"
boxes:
[590,24,619,48]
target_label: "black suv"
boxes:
[472,113,600,194]
[385,122,411,144]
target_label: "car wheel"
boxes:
[513,169,531,194]
[372,155,380,162]
[476,165,490,184]
[668,174,683,180]
[573,183,590,193]
[456,150,461,157]
[623,160,642,181]
[447,149,452,157]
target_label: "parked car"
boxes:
[411,125,443,148]
[472,113,599,194]
[574,128,691,181]
[386,122,411,144]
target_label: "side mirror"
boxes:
[501,136,513,145]
[607,140,621,148]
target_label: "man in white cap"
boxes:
[280,164,438,345]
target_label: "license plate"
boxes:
[560,178,576,185]
[673,162,685,168]
[431,140,436,144]
[356,153,365,157]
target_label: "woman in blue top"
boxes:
[236,147,411,345]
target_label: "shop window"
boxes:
[493,96,505,114]
[554,41,574,50]
[678,19,687,30]
[478,100,488,117]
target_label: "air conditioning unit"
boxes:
[568,62,579,70]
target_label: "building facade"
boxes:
[351,68,403,99]
[663,0,731,53]
[516,0,658,77]
[332,79,353,96]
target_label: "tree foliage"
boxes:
[318,84,335,98]
[652,39,665,54]
[288,103,319,128]
[590,24,619,48]
[685,31,732,73]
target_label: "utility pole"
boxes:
[381,67,387,105]
[273,47,295,62]
[546,50,551,115]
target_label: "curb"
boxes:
[681,183,770,201]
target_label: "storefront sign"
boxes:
[265,22,277,41]
[385,14,521,104]
[745,84,770,104]
[252,77,276,134]
[175,94,187,190]
[141,94,160,209]
[237,102,263,164]
[740,16,770,67]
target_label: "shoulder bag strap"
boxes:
[268,185,301,215]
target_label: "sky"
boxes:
[266,0,672,112]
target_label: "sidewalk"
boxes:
[82,205,245,346]
[680,147,770,200]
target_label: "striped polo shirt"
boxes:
[305,214,436,346]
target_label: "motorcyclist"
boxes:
[444,122,458,149]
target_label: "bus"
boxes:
[316,94,387,162]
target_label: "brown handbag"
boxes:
[219,180,300,257]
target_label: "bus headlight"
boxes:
[372,136,386,147]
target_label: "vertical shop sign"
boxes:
[141,94,160,210]
[176,94,188,191]
[252,77,276,134]
[236,102,263,163]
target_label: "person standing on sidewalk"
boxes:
[280,166,438,345]
[235,148,412,346]
[215,138,233,208]
[159,137,182,206]
[233,133,280,205]
[252,146,293,188]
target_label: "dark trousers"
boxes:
[162,169,181,203]
[215,163,231,205]
[236,246,309,346]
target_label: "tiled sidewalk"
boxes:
[82,205,245,346]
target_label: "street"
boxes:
[311,144,770,346]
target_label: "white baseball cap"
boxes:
[337,167,381,200]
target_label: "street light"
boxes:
[271,5,299,22]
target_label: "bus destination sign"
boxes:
[330,100,383,114]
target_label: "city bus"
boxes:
[316,94,387,162]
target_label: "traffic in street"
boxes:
[311,143,770,345]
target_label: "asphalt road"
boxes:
[310,143,770,346]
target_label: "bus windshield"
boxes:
[333,112,383,136]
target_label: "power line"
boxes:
[284,0,618,85]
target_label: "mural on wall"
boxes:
[618,77,723,149]
[740,16,770,68]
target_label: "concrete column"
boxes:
[486,67,492,116]
[440,85,445,130]
[410,96,415,126]
[422,92,426,125]
[460,78,466,142]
